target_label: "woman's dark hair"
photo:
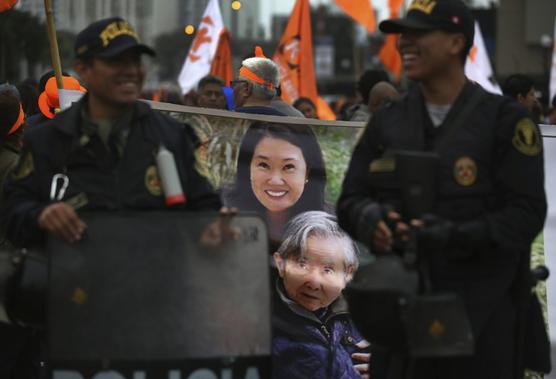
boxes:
[229,122,326,219]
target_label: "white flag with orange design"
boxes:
[465,22,501,94]
[178,0,224,94]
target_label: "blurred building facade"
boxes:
[15,0,261,45]
[496,0,556,101]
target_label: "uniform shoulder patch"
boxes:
[512,118,541,156]
[144,165,162,196]
[10,151,34,180]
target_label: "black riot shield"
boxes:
[47,212,271,379]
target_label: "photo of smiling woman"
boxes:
[226,122,327,249]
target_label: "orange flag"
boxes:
[379,0,404,82]
[210,29,233,86]
[0,0,17,13]
[273,0,335,120]
[335,0,376,33]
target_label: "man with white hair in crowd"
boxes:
[232,46,286,116]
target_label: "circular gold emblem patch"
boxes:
[512,118,541,156]
[144,165,162,196]
[453,156,477,186]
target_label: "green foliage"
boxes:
[526,233,548,379]
[174,113,251,189]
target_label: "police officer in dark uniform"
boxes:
[2,17,221,248]
[337,0,546,378]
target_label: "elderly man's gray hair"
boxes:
[276,211,359,272]
[240,57,279,100]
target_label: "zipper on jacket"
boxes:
[320,324,331,340]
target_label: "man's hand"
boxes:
[352,353,370,379]
[199,207,241,248]
[373,211,411,252]
[38,202,87,243]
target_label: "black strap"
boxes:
[433,84,486,154]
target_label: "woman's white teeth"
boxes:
[266,190,287,197]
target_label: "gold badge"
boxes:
[512,118,541,156]
[71,287,87,305]
[429,319,445,339]
[11,151,34,180]
[453,156,477,186]
[369,158,396,173]
[144,165,162,196]
[408,0,437,14]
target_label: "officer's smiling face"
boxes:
[76,48,145,111]
[398,29,464,81]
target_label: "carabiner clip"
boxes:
[50,173,69,201]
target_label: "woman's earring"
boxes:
[305,179,309,184]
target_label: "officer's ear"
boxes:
[449,33,466,58]
[73,58,93,83]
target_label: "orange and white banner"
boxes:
[465,22,501,94]
[335,0,376,33]
[210,29,233,88]
[273,0,335,120]
[178,0,225,94]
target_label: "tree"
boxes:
[0,8,49,81]
[154,30,194,82]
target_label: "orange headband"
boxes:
[238,45,274,90]
[239,66,274,90]
[8,104,24,135]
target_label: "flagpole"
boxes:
[43,0,64,90]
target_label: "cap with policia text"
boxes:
[74,17,156,59]
[379,0,474,51]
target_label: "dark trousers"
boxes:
[0,323,45,379]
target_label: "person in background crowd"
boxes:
[25,70,69,129]
[26,75,87,131]
[293,97,318,119]
[152,81,185,105]
[0,83,41,379]
[196,75,227,110]
[232,47,286,116]
[338,0,547,377]
[16,79,39,117]
[502,73,543,124]
[0,84,24,244]
[345,69,390,122]
[226,122,326,249]
[367,81,399,114]
[272,211,369,379]
[270,87,305,117]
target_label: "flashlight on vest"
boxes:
[156,145,186,207]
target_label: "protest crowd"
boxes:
[0,0,554,378]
